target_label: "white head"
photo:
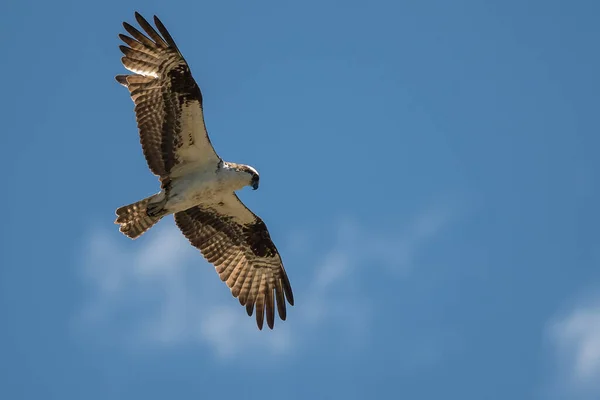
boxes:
[225,162,260,190]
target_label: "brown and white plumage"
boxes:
[175,195,294,330]
[113,12,294,329]
[116,12,220,186]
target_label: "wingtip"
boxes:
[153,15,162,29]
[134,11,150,27]
[153,15,164,28]
[115,75,128,86]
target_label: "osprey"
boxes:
[113,12,294,330]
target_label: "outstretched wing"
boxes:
[116,12,220,185]
[174,195,294,330]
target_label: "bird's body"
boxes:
[113,12,293,330]
[144,162,256,217]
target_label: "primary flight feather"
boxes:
[113,12,294,330]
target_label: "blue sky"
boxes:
[1,0,599,399]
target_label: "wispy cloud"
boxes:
[546,294,600,399]
[74,206,454,361]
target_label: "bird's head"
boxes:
[248,168,260,190]
[224,162,260,190]
[236,164,260,190]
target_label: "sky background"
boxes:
[1,0,599,399]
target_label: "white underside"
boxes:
[158,162,248,216]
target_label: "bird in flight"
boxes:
[114,12,294,330]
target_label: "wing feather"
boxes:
[134,12,169,48]
[265,287,275,330]
[118,34,162,58]
[226,261,245,292]
[119,45,160,64]
[174,194,294,330]
[256,290,266,330]
[153,15,181,51]
[238,262,256,306]
[231,259,250,297]
[117,12,220,184]
[123,22,155,48]
[275,278,287,320]
[246,302,255,317]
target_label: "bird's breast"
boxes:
[166,171,227,212]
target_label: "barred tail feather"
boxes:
[115,195,164,239]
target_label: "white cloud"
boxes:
[74,206,453,360]
[546,295,600,399]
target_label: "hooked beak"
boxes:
[252,181,259,190]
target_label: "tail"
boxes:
[115,194,166,239]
